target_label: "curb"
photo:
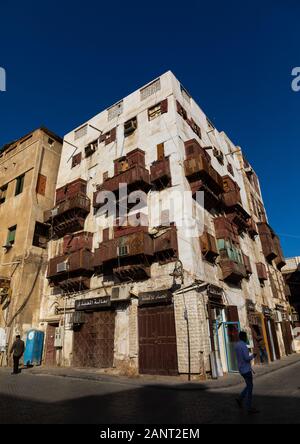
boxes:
[27,356,300,391]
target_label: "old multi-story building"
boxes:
[0,128,62,366]
[40,72,294,378]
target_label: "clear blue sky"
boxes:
[0,0,299,257]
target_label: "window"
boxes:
[7,225,17,246]
[148,104,162,121]
[148,99,168,121]
[15,174,25,196]
[100,127,117,145]
[118,245,129,257]
[0,184,8,204]
[71,153,82,168]
[36,174,47,195]
[32,222,48,249]
[74,125,88,140]
[227,163,234,176]
[140,79,161,100]
[48,138,55,146]
[217,239,243,265]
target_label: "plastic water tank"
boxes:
[24,330,44,366]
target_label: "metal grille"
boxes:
[74,125,88,140]
[140,79,161,100]
[108,101,123,121]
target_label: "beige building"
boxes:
[40,72,294,378]
[0,128,62,365]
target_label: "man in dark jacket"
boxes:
[10,335,25,375]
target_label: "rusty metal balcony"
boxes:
[200,232,219,263]
[44,194,91,238]
[94,230,154,281]
[273,235,286,270]
[256,262,268,281]
[247,218,258,239]
[93,165,151,209]
[153,225,178,264]
[219,258,247,284]
[184,155,224,197]
[150,157,172,190]
[47,249,94,291]
[257,223,278,263]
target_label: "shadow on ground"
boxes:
[0,371,299,425]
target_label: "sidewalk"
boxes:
[21,353,300,391]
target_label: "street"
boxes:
[0,360,299,424]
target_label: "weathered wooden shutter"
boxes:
[160,98,168,114]
[226,305,239,322]
[157,143,165,161]
[72,152,82,168]
[36,174,47,195]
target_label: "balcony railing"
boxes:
[44,194,91,238]
[219,258,247,283]
[150,157,172,190]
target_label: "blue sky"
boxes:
[0,0,299,256]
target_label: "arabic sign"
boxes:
[139,290,172,306]
[75,296,111,311]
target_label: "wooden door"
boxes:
[270,319,281,360]
[138,304,178,376]
[44,324,58,367]
[73,310,116,368]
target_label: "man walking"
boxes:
[10,335,25,375]
[235,331,259,415]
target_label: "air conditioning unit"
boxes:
[213,147,224,164]
[71,311,85,326]
[56,261,69,273]
[54,327,64,348]
[111,286,130,301]
[124,119,137,136]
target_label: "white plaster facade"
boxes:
[39,72,294,376]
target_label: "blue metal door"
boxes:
[222,322,240,373]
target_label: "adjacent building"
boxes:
[39,71,295,377]
[0,128,62,365]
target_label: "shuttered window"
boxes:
[36,174,47,195]
[15,174,25,196]
[7,225,17,245]
[72,153,82,168]
[157,143,165,161]
[0,184,8,204]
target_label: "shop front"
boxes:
[72,296,116,368]
[246,300,269,365]
[262,306,281,362]
[207,285,240,377]
[138,290,178,376]
[276,305,293,356]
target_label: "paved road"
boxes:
[0,361,299,424]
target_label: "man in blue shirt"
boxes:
[235,331,259,415]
